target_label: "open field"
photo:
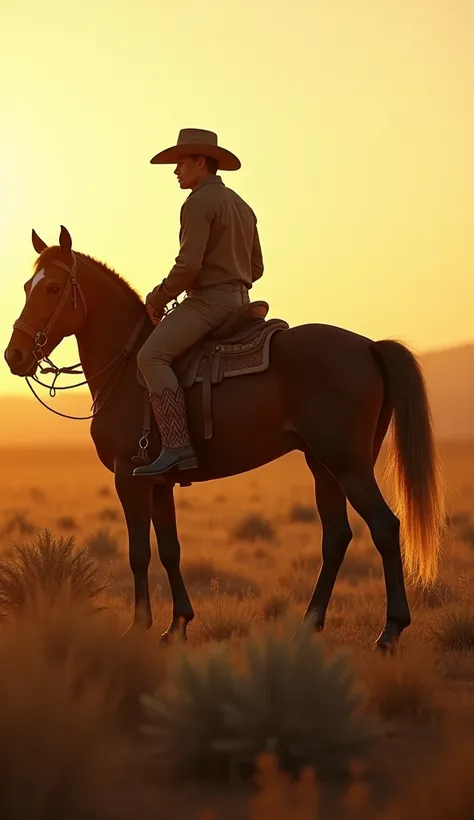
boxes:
[0,442,473,818]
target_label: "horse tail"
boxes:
[372,339,445,587]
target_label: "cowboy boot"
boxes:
[133,386,198,478]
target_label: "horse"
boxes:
[4,226,445,651]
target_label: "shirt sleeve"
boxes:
[251,222,264,283]
[149,194,213,307]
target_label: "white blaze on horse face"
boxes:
[27,269,45,299]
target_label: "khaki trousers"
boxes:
[137,283,250,395]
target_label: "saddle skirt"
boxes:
[173,300,289,439]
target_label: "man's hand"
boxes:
[146,299,163,326]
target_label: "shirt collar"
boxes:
[192,175,224,192]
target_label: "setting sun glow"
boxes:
[1,0,473,396]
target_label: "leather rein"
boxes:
[12,251,147,421]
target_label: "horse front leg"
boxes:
[152,482,194,642]
[114,458,153,631]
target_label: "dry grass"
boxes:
[0,592,164,820]
[0,443,472,817]
[383,736,474,820]
[433,604,474,650]
[194,587,261,642]
[260,589,291,621]
[364,648,442,721]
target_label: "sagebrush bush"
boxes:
[0,510,37,538]
[98,507,121,522]
[288,504,318,524]
[0,529,108,617]
[56,516,79,532]
[233,514,277,543]
[141,620,378,782]
[85,528,119,562]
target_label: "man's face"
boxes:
[174,155,208,190]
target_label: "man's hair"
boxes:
[202,155,219,175]
[187,154,219,175]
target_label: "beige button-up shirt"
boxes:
[148,175,264,309]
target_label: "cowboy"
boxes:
[133,128,264,478]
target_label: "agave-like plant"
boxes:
[141,620,379,781]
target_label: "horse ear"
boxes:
[59,225,72,252]
[32,229,47,254]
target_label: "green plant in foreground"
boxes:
[141,621,379,782]
[0,529,108,617]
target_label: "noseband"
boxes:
[13,251,87,368]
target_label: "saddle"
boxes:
[172,300,288,439]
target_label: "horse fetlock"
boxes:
[133,611,153,630]
[375,618,409,652]
[173,608,194,625]
[304,608,325,631]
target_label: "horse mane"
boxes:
[33,246,144,306]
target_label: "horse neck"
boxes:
[75,261,144,394]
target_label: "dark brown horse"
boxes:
[4,226,445,650]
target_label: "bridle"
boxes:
[12,251,148,421]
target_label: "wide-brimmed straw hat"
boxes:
[150,128,241,171]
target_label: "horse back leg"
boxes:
[331,461,411,651]
[297,415,410,650]
[303,455,352,630]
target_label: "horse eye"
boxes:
[47,283,60,294]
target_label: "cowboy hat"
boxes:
[150,128,241,171]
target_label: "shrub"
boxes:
[141,621,378,781]
[289,504,318,524]
[85,528,119,562]
[0,511,37,539]
[0,530,107,617]
[56,516,79,531]
[233,514,277,543]
[98,507,121,522]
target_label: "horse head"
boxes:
[4,226,87,377]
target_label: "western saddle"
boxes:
[173,300,289,439]
[134,301,289,473]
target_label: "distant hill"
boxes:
[419,343,474,441]
[1,342,473,445]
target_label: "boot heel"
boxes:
[178,457,199,471]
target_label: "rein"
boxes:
[13,251,148,421]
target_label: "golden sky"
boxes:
[1,0,473,396]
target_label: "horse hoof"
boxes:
[375,637,399,654]
[159,623,188,645]
[159,629,172,645]
[120,620,153,640]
